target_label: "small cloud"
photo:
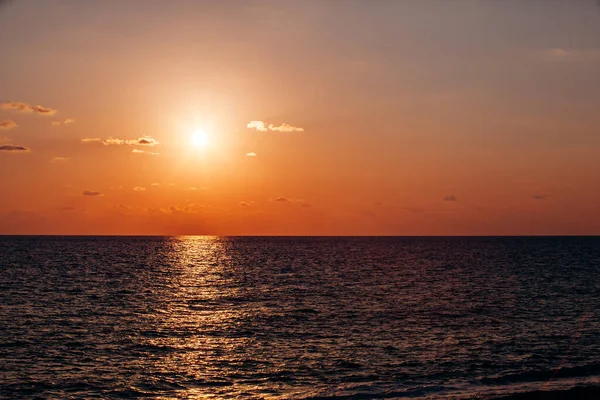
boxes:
[247,120,304,132]
[151,183,160,186]
[0,120,17,130]
[136,137,158,146]
[133,187,146,191]
[271,197,290,202]
[64,118,75,124]
[190,187,198,191]
[0,101,57,115]
[58,206,78,212]
[0,144,30,152]
[247,120,268,132]
[540,48,600,62]
[246,152,257,157]
[532,194,549,200]
[301,203,312,208]
[443,195,457,202]
[51,121,61,126]
[103,136,159,146]
[239,201,251,207]
[82,190,101,197]
[374,201,383,207]
[81,138,102,143]
[50,157,70,163]
[268,123,304,132]
[132,148,145,153]
[169,183,176,187]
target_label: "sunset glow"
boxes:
[191,130,210,149]
[0,1,599,235]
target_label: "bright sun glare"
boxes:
[192,130,210,148]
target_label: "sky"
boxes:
[1,0,599,235]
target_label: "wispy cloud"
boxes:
[239,201,251,207]
[151,183,160,186]
[271,197,291,202]
[247,121,304,132]
[540,48,600,62]
[0,144,29,152]
[50,157,70,163]
[133,187,146,191]
[246,152,257,157]
[103,136,159,146]
[443,195,457,202]
[268,123,304,132]
[82,190,101,197]
[0,101,57,115]
[132,149,159,155]
[247,121,267,131]
[0,120,17,130]
[52,118,75,126]
[82,136,159,147]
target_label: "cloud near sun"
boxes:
[246,121,304,132]
[0,101,57,115]
[81,137,159,146]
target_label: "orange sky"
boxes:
[1,1,599,235]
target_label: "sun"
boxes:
[191,129,210,148]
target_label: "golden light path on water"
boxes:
[141,236,284,399]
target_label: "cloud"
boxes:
[0,120,17,130]
[246,152,257,157]
[540,48,600,62]
[52,121,61,126]
[271,197,291,202]
[81,138,102,143]
[64,118,75,124]
[132,148,159,155]
[82,190,101,196]
[268,123,304,132]
[247,120,304,132]
[133,187,146,191]
[239,201,251,207]
[103,136,159,146]
[50,157,70,162]
[247,120,267,131]
[0,101,57,115]
[443,195,457,202]
[151,183,160,186]
[532,194,549,200]
[58,206,78,212]
[0,144,30,152]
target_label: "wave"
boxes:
[480,362,600,386]
[488,384,600,400]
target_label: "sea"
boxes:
[1,236,599,399]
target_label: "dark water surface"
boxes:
[1,236,599,399]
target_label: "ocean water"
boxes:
[1,236,599,399]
